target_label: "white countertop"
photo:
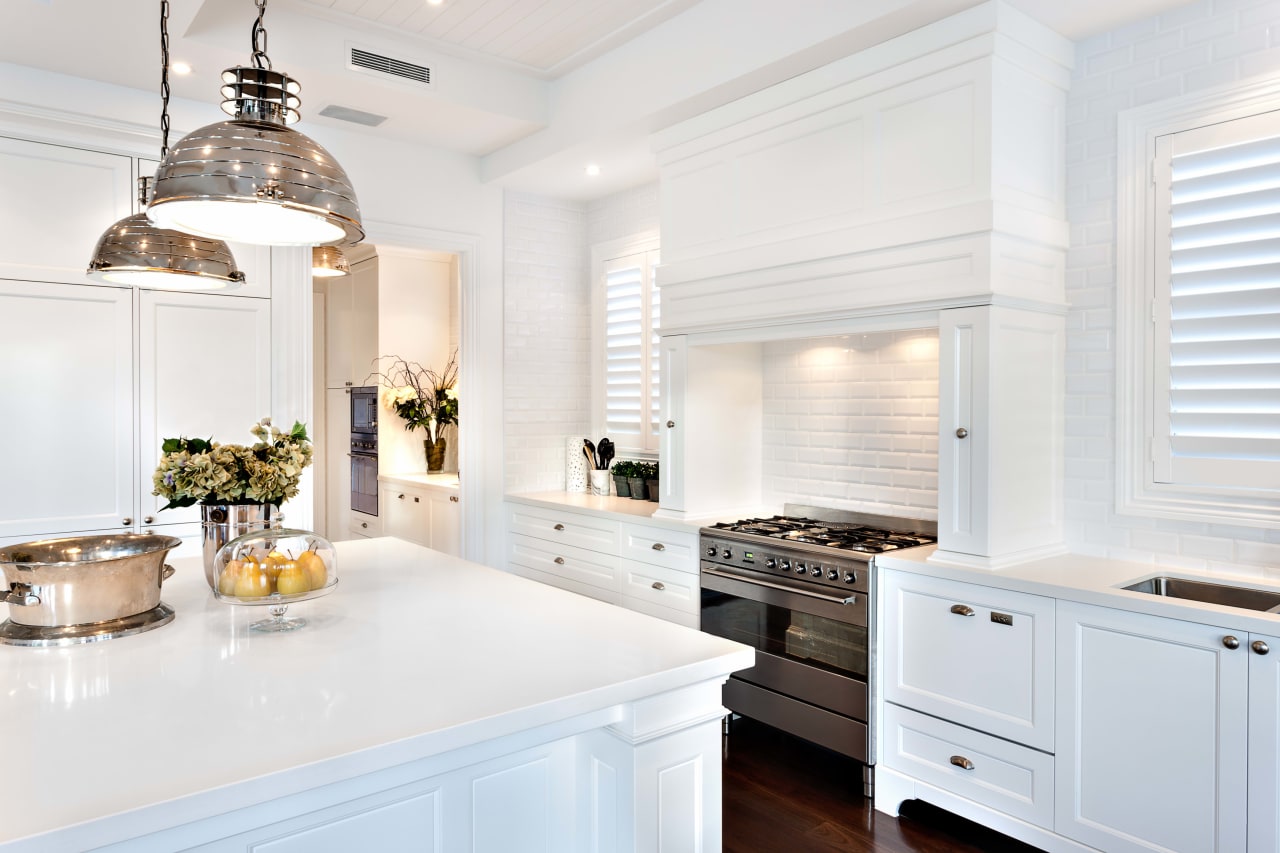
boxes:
[378,472,459,490]
[1,537,751,851]
[505,491,717,533]
[880,546,1280,634]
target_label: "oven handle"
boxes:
[701,566,857,606]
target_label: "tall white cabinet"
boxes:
[0,132,274,556]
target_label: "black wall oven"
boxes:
[349,387,378,517]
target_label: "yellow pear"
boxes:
[275,562,310,596]
[297,550,326,591]
[233,563,271,598]
[218,560,244,596]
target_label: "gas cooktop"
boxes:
[705,515,936,554]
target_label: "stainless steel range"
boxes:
[699,504,936,796]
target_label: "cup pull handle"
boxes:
[651,543,665,551]
[554,557,565,565]
[950,755,975,771]
[950,604,975,617]
[553,523,565,531]
[652,581,666,591]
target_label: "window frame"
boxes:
[1116,73,1280,528]
[590,232,661,458]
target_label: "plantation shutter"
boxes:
[1153,110,1280,491]
[604,249,660,453]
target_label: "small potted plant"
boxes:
[625,462,648,501]
[611,461,634,498]
[645,461,660,502]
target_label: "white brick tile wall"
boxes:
[503,185,660,494]
[761,332,939,519]
[1066,0,1280,574]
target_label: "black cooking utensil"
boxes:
[597,438,614,471]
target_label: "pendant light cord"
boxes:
[159,0,171,158]
[251,0,272,70]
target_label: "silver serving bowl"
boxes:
[0,534,182,627]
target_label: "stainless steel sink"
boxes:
[1121,576,1280,613]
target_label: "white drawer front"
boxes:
[508,534,620,593]
[507,504,620,553]
[625,595,699,629]
[883,703,1054,829]
[619,522,698,573]
[351,509,382,537]
[510,563,623,607]
[620,561,699,615]
[882,571,1055,751]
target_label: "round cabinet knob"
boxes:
[956,427,969,439]
[1254,640,1271,656]
[361,522,368,528]
[1224,636,1241,649]
[666,420,676,429]
[122,518,133,526]
[144,516,154,524]
[413,496,420,503]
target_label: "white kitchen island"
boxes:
[0,537,752,852]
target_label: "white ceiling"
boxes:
[2,0,1199,199]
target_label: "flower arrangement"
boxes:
[373,352,459,442]
[152,418,313,510]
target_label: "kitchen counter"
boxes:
[378,471,459,490]
[506,490,709,532]
[879,545,1280,634]
[1,537,752,852]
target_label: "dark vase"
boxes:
[646,479,659,501]
[627,477,647,500]
[424,436,447,473]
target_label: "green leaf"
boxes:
[161,438,182,454]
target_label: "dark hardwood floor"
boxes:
[722,717,1046,853]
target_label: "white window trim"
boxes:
[1117,71,1280,529]
[590,231,661,457]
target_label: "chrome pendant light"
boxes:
[146,0,363,247]
[87,1,245,290]
[311,245,350,277]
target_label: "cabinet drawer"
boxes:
[507,504,619,553]
[620,561,698,615]
[625,595,699,629]
[510,564,623,607]
[882,703,1054,829]
[350,510,381,538]
[508,534,619,593]
[619,523,698,572]
[882,571,1055,752]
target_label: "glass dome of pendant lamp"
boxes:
[86,1,245,291]
[146,1,364,248]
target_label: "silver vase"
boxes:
[200,503,276,590]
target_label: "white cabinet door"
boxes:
[426,489,460,557]
[325,388,352,540]
[882,571,1055,751]
[137,290,272,527]
[937,306,1064,562]
[658,335,686,511]
[382,486,428,546]
[1250,631,1280,853]
[349,256,379,385]
[0,137,133,285]
[0,281,134,538]
[1055,601,1248,853]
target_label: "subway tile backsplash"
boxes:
[761,331,939,519]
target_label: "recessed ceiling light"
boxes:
[171,61,192,75]
[585,163,601,177]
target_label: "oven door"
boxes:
[350,452,379,516]
[700,563,869,717]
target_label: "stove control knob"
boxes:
[722,548,733,559]
[778,560,791,572]
[706,545,718,557]
[810,566,823,577]
[843,571,857,584]
[827,569,840,581]
[794,563,807,575]
[765,558,777,569]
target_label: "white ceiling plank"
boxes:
[441,0,530,47]
[482,0,589,61]
[376,0,425,28]
[508,0,637,70]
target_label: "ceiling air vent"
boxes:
[349,47,431,86]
